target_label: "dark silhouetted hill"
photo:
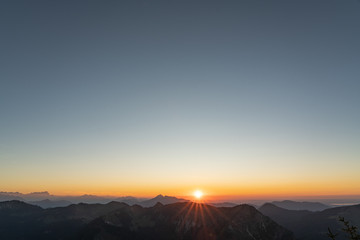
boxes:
[0,200,128,239]
[259,203,360,240]
[259,203,313,233]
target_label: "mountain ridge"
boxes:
[0,200,295,240]
[81,202,295,240]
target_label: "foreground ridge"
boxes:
[0,200,294,240]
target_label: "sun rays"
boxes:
[172,193,231,240]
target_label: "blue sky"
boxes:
[0,0,359,196]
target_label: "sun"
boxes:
[194,190,203,199]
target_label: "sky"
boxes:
[1,0,360,198]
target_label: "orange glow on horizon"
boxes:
[2,173,360,199]
[2,183,360,200]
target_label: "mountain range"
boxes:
[0,191,52,201]
[1,191,344,211]
[0,200,294,240]
[2,197,360,240]
[0,192,187,208]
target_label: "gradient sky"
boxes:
[1,0,360,198]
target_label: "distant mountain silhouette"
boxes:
[114,196,142,206]
[0,200,294,240]
[139,194,188,207]
[0,192,24,201]
[81,202,294,240]
[259,203,360,240]
[271,200,330,211]
[63,194,117,204]
[29,199,73,208]
[25,191,52,200]
[0,192,188,207]
[0,191,52,201]
[0,191,154,206]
